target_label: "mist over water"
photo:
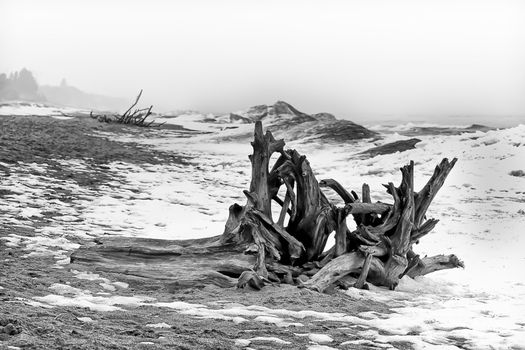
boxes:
[1,0,524,125]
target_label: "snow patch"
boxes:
[100,283,116,292]
[308,333,333,343]
[3,118,524,349]
[49,283,84,295]
[307,346,338,350]
[113,282,129,289]
[73,270,129,291]
[234,339,251,347]
[145,322,171,328]
[0,101,85,116]
[248,337,291,344]
[34,294,154,312]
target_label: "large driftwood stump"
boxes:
[71,122,463,293]
[305,158,461,292]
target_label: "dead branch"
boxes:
[90,90,162,127]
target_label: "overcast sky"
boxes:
[1,0,524,121]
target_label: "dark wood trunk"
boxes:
[70,122,462,293]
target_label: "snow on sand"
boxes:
[1,108,524,349]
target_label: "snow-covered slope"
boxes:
[159,101,376,143]
[231,101,376,142]
[1,101,524,349]
[0,101,87,119]
[92,122,525,349]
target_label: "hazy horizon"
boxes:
[1,0,524,124]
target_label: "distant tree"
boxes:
[0,73,7,90]
[0,68,43,100]
[15,68,39,95]
[60,78,68,88]
[0,72,18,100]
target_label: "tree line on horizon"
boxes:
[0,68,126,111]
[0,68,43,102]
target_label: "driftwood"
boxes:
[71,236,254,290]
[71,122,463,293]
[90,90,164,127]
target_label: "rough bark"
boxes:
[405,254,465,278]
[354,253,373,289]
[308,158,461,291]
[302,252,364,292]
[275,150,336,261]
[70,236,253,289]
[414,158,457,228]
[333,208,348,257]
[70,122,462,294]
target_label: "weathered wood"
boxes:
[70,122,462,295]
[308,158,460,291]
[405,254,464,278]
[359,244,388,257]
[277,188,292,227]
[361,182,401,236]
[344,202,391,214]
[277,150,336,261]
[414,158,457,228]
[120,89,143,122]
[250,209,305,262]
[302,252,364,292]
[353,225,381,245]
[379,162,415,289]
[248,121,284,216]
[237,270,265,290]
[319,178,355,204]
[411,218,439,242]
[360,183,372,225]
[334,208,348,257]
[70,236,253,289]
[272,195,293,217]
[91,90,162,127]
[354,253,373,289]
[243,211,281,278]
[221,121,292,276]
[267,262,303,277]
[221,203,244,244]
[282,179,297,222]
